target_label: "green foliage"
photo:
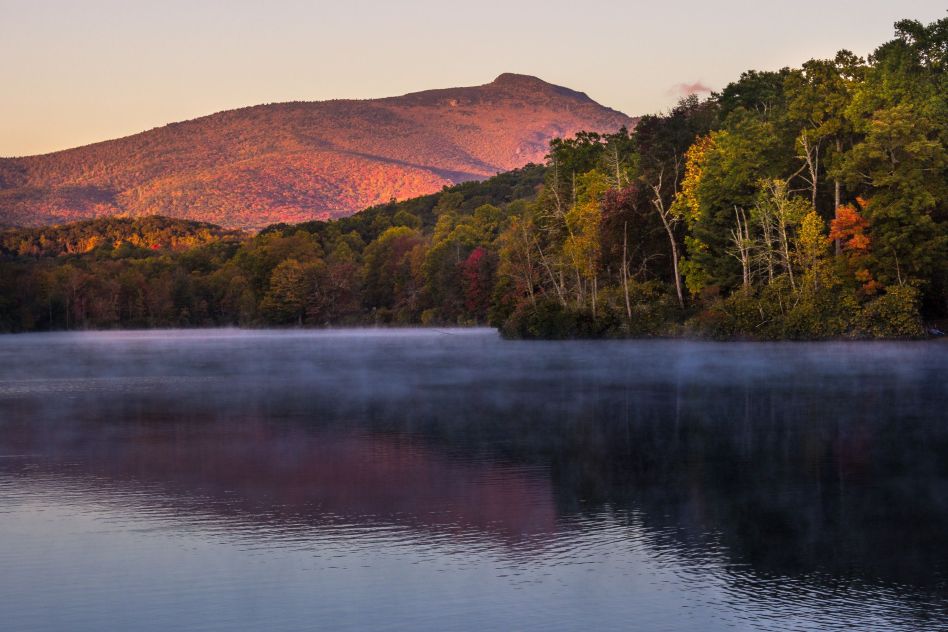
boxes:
[271,164,545,244]
[688,275,923,340]
[857,285,924,338]
[717,69,791,119]
[361,226,424,316]
[392,211,422,229]
[838,18,948,288]
[1,19,943,340]
[500,298,618,340]
[601,282,679,337]
[260,259,308,324]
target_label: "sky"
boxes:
[1,0,945,157]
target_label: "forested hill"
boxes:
[262,164,547,240]
[0,74,632,231]
[0,165,547,331]
[0,19,945,339]
[0,216,243,259]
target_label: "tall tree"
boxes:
[785,52,864,239]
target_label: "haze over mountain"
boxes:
[0,74,634,231]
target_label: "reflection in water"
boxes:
[0,329,946,631]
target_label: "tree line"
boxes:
[1,19,945,338]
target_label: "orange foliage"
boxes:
[830,199,879,294]
[828,199,871,253]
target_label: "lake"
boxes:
[0,329,946,631]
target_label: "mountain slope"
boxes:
[0,74,634,231]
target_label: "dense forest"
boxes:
[1,19,945,339]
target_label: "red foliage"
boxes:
[461,246,493,316]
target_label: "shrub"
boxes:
[599,282,680,337]
[857,285,924,339]
[500,298,616,339]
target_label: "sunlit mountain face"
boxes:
[0,74,634,231]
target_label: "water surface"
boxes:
[1,329,946,631]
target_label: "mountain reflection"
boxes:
[0,418,557,543]
[1,330,946,602]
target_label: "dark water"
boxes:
[0,330,946,631]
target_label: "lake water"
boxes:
[0,329,946,631]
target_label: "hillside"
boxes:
[0,216,245,258]
[0,74,633,231]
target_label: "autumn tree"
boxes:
[362,227,426,321]
[839,18,948,293]
[785,53,863,222]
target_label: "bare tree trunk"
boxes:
[730,206,752,290]
[551,158,563,216]
[534,238,567,307]
[622,222,632,323]
[758,204,776,284]
[800,135,820,209]
[647,168,685,308]
[612,146,623,190]
[521,224,537,306]
[591,276,597,320]
[834,138,842,255]
[778,214,796,291]
[659,213,684,308]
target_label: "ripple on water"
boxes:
[0,330,946,631]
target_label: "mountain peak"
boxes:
[491,73,549,87]
[0,77,634,230]
[489,73,592,102]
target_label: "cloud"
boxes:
[667,81,713,97]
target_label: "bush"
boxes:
[598,282,680,337]
[688,275,925,340]
[857,285,924,339]
[500,298,618,339]
[688,287,763,340]
[781,276,860,340]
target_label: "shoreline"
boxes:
[1,324,944,343]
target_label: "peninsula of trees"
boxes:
[1,19,945,339]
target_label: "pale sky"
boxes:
[1,0,945,157]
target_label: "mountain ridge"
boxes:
[0,74,634,230]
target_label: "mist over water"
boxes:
[1,329,946,631]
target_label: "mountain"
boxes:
[0,74,634,231]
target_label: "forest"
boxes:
[1,19,945,339]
